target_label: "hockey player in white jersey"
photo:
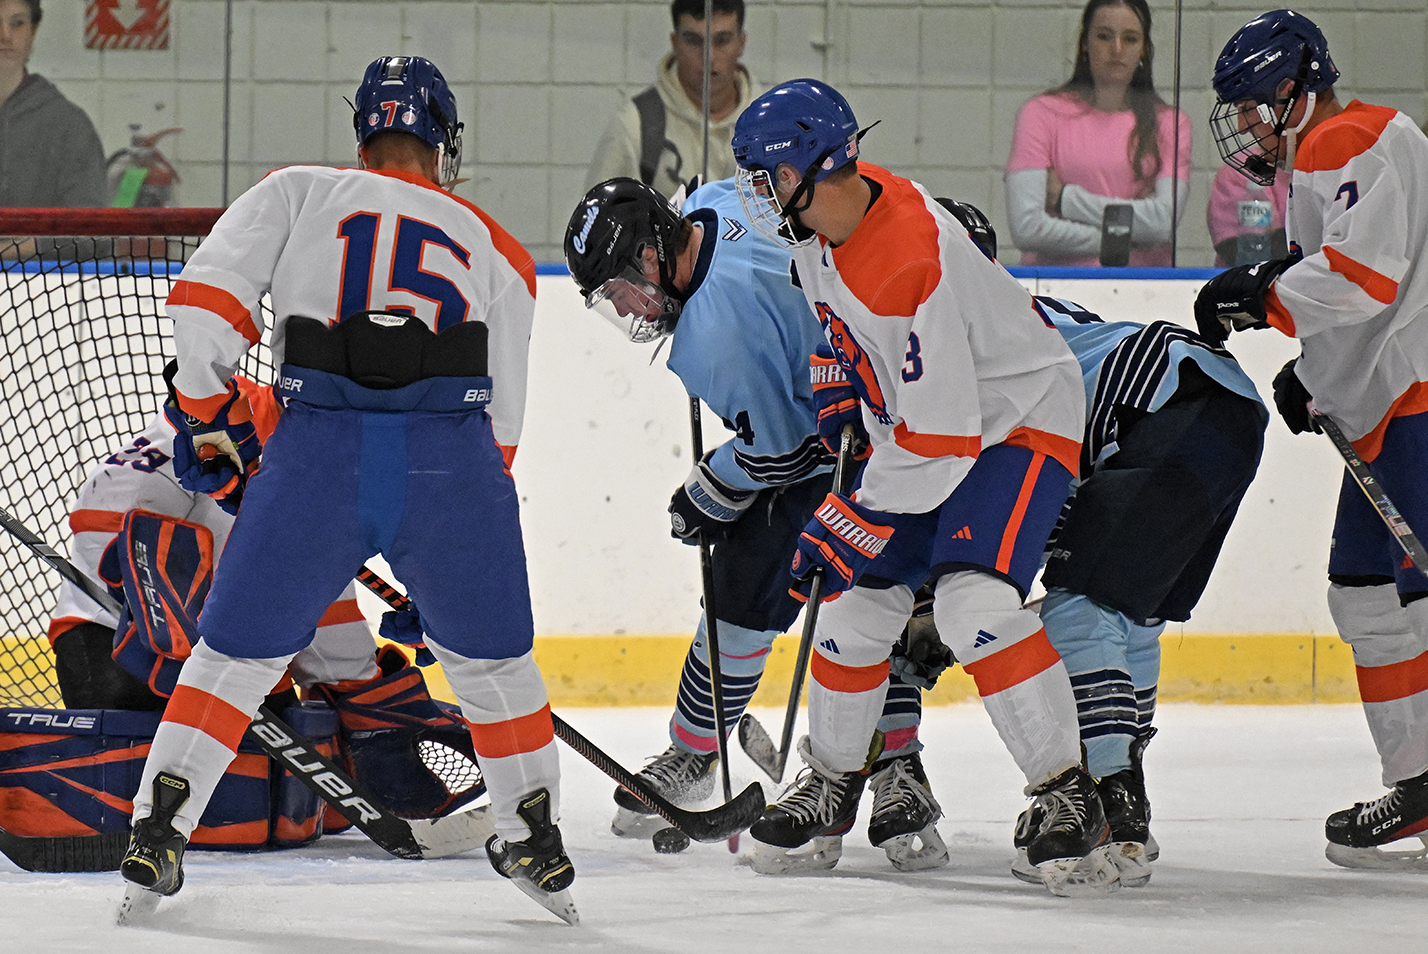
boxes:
[563,176,946,870]
[49,381,378,709]
[118,56,575,923]
[731,80,1116,896]
[1197,11,1428,868]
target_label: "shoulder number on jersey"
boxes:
[336,212,472,330]
[105,436,170,473]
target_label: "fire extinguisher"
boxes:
[107,125,183,208]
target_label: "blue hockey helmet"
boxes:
[731,79,866,247]
[1209,11,1338,186]
[353,55,464,185]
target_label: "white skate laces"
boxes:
[868,756,949,872]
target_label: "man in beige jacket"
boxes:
[585,0,758,199]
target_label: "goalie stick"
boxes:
[0,504,493,867]
[1309,409,1428,579]
[354,566,766,843]
[737,424,857,782]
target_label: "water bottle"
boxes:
[1235,198,1273,264]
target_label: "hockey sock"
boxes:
[876,671,923,760]
[670,616,778,753]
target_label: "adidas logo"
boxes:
[818,637,840,654]
[972,629,996,648]
[953,525,972,540]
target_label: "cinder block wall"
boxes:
[31,1,1428,265]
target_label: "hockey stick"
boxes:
[1310,408,1428,579]
[352,566,766,843]
[737,424,857,782]
[0,505,493,863]
[0,824,129,873]
[687,396,738,850]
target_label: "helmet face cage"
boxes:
[354,56,464,186]
[735,166,815,249]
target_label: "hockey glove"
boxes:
[162,360,262,515]
[810,345,870,460]
[668,453,757,544]
[888,585,955,689]
[377,604,437,667]
[1272,358,1321,435]
[791,492,895,597]
[1192,255,1298,344]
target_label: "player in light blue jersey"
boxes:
[914,202,1267,887]
[564,177,947,871]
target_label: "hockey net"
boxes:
[0,209,275,707]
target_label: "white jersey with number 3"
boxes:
[165,165,536,454]
[789,163,1085,514]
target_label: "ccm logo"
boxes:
[765,139,794,152]
[464,388,491,403]
[280,376,303,392]
[4,712,97,729]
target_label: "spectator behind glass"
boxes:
[1207,164,1289,266]
[0,0,105,207]
[1005,0,1191,267]
[586,0,758,200]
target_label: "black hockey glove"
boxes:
[1272,358,1321,435]
[1192,254,1298,345]
[668,453,756,545]
[888,586,955,690]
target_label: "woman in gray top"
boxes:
[0,0,105,207]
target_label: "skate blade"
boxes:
[1037,845,1123,898]
[116,882,163,925]
[879,824,950,872]
[1107,840,1152,888]
[1144,830,1160,863]
[1326,835,1428,871]
[509,877,580,925]
[1011,847,1042,885]
[750,835,842,875]
[610,807,667,839]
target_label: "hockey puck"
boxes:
[652,826,690,854]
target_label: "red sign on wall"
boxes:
[85,0,171,50]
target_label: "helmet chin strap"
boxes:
[1281,90,1316,174]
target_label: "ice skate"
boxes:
[1020,766,1120,897]
[866,752,948,872]
[610,744,718,838]
[749,737,864,875]
[116,772,190,925]
[486,789,578,925]
[1325,768,1428,871]
[1098,727,1158,887]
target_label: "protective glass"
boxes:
[584,263,680,343]
[734,167,813,250]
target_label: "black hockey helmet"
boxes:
[564,178,687,343]
[935,197,997,261]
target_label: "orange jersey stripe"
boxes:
[168,279,261,346]
[317,598,365,628]
[962,628,1061,697]
[892,422,979,459]
[1324,246,1399,305]
[811,654,890,694]
[467,703,555,760]
[996,452,1046,574]
[1351,381,1428,462]
[1296,102,1396,174]
[499,443,517,470]
[162,684,253,754]
[830,164,942,318]
[1355,651,1428,704]
[1002,427,1080,479]
[69,508,125,535]
[1264,285,1296,336]
[235,376,282,443]
[46,615,93,645]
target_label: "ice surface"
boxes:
[3,703,1423,953]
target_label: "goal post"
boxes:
[0,208,273,707]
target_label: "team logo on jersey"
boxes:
[814,302,891,425]
[721,217,746,242]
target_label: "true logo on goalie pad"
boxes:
[3,712,98,729]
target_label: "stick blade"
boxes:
[0,825,127,872]
[678,781,766,844]
[737,714,783,782]
[408,805,496,859]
